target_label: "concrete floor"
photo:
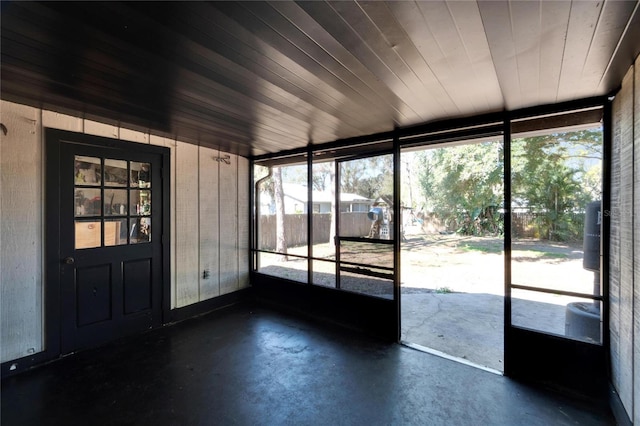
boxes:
[1,303,614,426]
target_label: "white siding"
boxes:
[610,57,640,424]
[0,102,43,362]
[175,142,200,307]
[0,100,250,363]
[237,156,250,289]
[199,147,220,300]
[220,154,239,295]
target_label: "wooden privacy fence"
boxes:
[413,211,585,240]
[258,212,586,249]
[258,212,371,250]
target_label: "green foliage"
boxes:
[416,128,602,242]
[511,129,601,241]
[340,154,393,200]
[417,141,504,236]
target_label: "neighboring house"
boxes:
[259,183,371,215]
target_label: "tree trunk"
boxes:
[273,167,288,260]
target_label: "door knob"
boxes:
[63,257,75,265]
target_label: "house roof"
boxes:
[2,2,639,157]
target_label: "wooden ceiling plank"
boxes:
[509,0,543,107]
[557,1,605,101]
[329,1,442,120]
[445,1,504,112]
[270,1,419,123]
[238,1,410,121]
[296,1,433,122]
[581,0,638,93]
[391,0,495,116]
[597,2,640,92]
[537,1,572,104]
[357,1,461,118]
[204,2,394,129]
[118,1,372,136]
[477,0,519,109]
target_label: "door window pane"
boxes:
[75,188,102,216]
[104,219,127,246]
[75,221,101,249]
[104,189,128,216]
[131,190,151,216]
[75,156,101,185]
[104,159,128,186]
[131,162,151,188]
[74,155,154,249]
[131,217,151,244]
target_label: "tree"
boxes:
[272,166,288,260]
[511,129,602,241]
[340,154,393,200]
[417,141,504,235]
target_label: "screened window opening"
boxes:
[255,162,308,282]
[510,121,604,344]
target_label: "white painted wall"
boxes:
[0,100,250,363]
[610,56,640,424]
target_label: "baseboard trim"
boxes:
[609,382,632,426]
[169,287,252,323]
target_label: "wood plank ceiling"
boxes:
[1,1,639,157]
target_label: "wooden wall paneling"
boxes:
[610,73,624,403]
[150,135,177,309]
[198,147,220,300]
[41,110,83,132]
[219,153,239,295]
[175,141,200,307]
[83,119,118,139]
[237,155,250,289]
[0,101,43,362]
[617,66,635,415]
[119,127,150,144]
[633,58,640,426]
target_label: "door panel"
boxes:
[123,259,152,314]
[54,133,165,354]
[76,264,112,326]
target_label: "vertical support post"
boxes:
[393,130,402,342]
[335,159,341,290]
[307,146,313,286]
[249,159,255,273]
[503,118,512,375]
